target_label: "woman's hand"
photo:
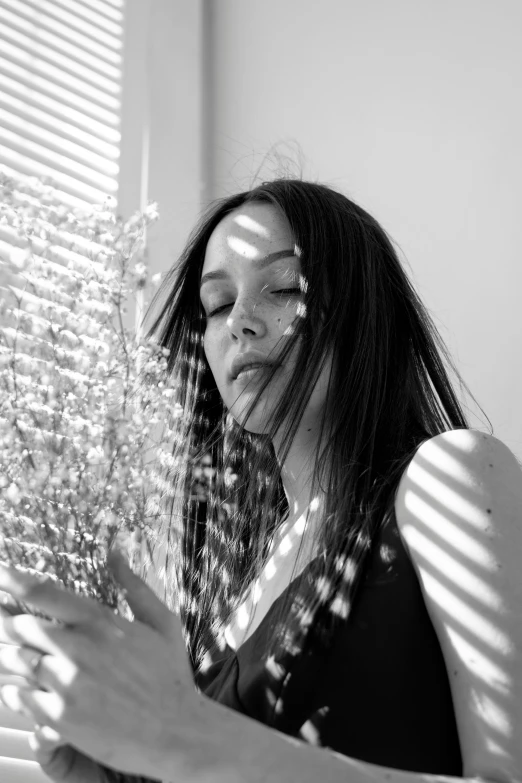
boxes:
[0,599,109,782]
[0,551,215,781]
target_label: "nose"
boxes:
[226,298,268,339]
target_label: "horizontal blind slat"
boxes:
[0,148,113,205]
[0,89,120,157]
[57,0,124,25]
[0,38,121,111]
[0,726,34,761]
[46,0,124,33]
[1,0,123,66]
[0,107,119,176]
[0,67,121,136]
[0,59,120,128]
[0,2,122,79]
[0,1,123,208]
[0,162,101,210]
[0,703,33,734]
[0,132,118,195]
[0,756,48,783]
[4,0,125,50]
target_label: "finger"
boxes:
[107,549,178,639]
[0,563,105,626]
[0,645,34,679]
[0,683,41,722]
[0,673,32,688]
[0,644,46,686]
[0,591,22,616]
[0,614,78,660]
[0,644,72,690]
[1,683,64,730]
[28,727,65,774]
[28,731,60,764]
[30,723,64,753]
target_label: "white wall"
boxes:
[204,0,522,457]
[118,0,206,339]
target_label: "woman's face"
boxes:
[200,201,331,434]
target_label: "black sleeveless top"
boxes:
[195,507,463,775]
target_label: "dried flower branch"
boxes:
[0,167,180,622]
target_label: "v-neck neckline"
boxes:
[225,554,321,656]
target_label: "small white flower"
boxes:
[5,483,21,504]
[144,202,159,221]
[133,262,147,277]
[9,246,31,269]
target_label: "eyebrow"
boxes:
[199,249,297,289]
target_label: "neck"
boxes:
[272,420,331,541]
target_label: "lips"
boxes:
[236,363,270,378]
[230,352,279,381]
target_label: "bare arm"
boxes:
[158,692,494,783]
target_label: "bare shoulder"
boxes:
[394,427,522,782]
[395,427,522,528]
[416,427,521,466]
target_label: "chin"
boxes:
[228,400,274,435]
[231,411,270,435]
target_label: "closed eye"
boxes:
[272,288,303,307]
[206,289,302,318]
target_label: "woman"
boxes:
[0,179,520,783]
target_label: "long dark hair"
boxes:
[141,178,492,678]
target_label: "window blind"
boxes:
[0,1,125,777]
[0,0,123,210]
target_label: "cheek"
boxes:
[203,331,223,382]
[276,309,298,334]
